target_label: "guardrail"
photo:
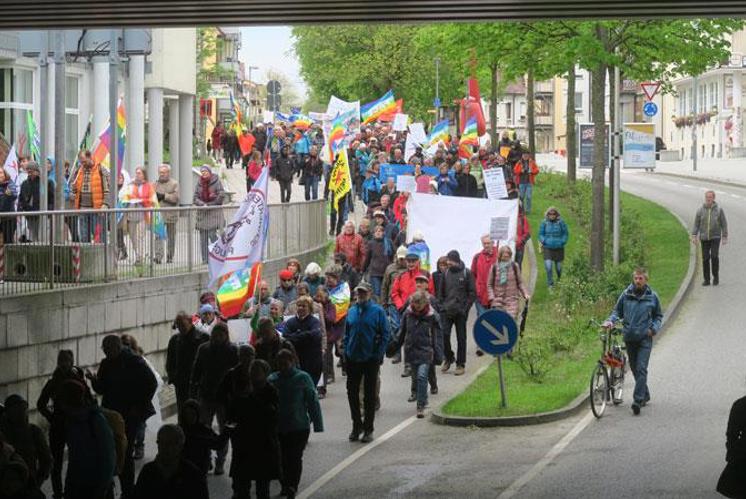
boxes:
[0,199,328,296]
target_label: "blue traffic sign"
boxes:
[433,97,441,108]
[643,101,658,117]
[473,309,519,356]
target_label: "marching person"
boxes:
[603,268,663,416]
[539,206,569,288]
[166,312,210,414]
[154,164,179,264]
[487,246,530,320]
[691,189,728,286]
[471,234,499,318]
[438,250,476,376]
[513,151,539,214]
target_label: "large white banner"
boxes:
[407,193,518,269]
[208,167,269,287]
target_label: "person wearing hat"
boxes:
[438,250,476,376]
[273,269,299,308]
[195,303,219,335]
[18,160,54,242]
[344,281,390,443]
[0,394,52,494]
[372,207,399,245]
[193,164,225,264]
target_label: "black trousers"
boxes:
[279,429,310,493]
[443,311,468,367]
[701,238,721,282]
[279,179,292,203]
[346,360,380,433]
[50,421,66,498]
[120,417,143,498]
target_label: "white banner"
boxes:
[392,113,409,131]
[483,168,508,200]
[407,193,518,270]
[208,166,269,287]
[327,96,361,133]
[408,123,427,144]
[396,175,417,193]
[404,133,419,163]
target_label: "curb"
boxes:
[432,187,698,428]
[654,171,746,190]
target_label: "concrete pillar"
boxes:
[93,60,110,140]
[147,87,164,180]
[45,60,55,157]
[168,99,180,181]
[733,72,742,149]
[127,54,146,173]
[178,94,194,205]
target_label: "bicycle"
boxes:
[588,320,627,419]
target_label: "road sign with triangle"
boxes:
[641,81,661,101]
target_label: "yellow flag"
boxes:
[328,149,352,211]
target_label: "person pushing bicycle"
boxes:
[603,267,663,416]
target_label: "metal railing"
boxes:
[0,199,328,296]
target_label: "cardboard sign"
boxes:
[483,168,508,200]
[408,123,427,144]
[490,216,511,241]
[392,113,409,131]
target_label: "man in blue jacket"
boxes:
[344,282,390,443]
[604,268,663,416]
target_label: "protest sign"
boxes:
[392,113,409,131]
[483,168,508,200]
[396,175,417,193]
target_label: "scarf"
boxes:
[498,261,511,285]
[200,176,212,203]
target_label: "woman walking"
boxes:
[538,206,569,287]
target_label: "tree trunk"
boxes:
[490,63,498,147]
[590,59,608,273]
[566,65,577,182]
[608,66,615,236]
[526,68,536,155]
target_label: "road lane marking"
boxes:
[498,412,595,498]
[297,416,417,499]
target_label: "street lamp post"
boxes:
[435,57,441,121]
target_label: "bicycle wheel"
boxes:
[610,365,625,405]
[589,363,609,419]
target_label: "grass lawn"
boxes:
[442,173,689,418]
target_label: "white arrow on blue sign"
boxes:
[473,309,518,356]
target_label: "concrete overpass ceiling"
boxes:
[4,0,746,28]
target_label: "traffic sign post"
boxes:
[641,81,661,102]
[473,309,519,408]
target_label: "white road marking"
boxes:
[498,412,595,498]
[297,416,417,499]
[681,184,695,189]
[730,193,742,199]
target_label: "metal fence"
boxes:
[0,199,328,296]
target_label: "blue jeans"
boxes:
[544,259,562,286]
[386,304,401,334]
[370,276,383,301]
[411,363,431,409]
[519,183,533,214]
[304,174,319,200]
[79,214,101,243]
[626,337,652,405]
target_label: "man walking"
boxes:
[70,150,110,242]
[604,268,663,415]
[471,234,498,318]
[438,250,476,376]
[513,151,539,214]
[691,190,728,286]
[165,312,209,413]
[155,164,179,264]
[344,282,390,443]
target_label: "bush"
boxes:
[514,334,553,382]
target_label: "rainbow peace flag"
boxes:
[92,99,126,174]
[117,182,167,240]
[217,262,263,319]
[361,90,397,125]
[428,119,450,148]
[329,281,351,323]
[290,114,313,130]
[458,117,479,159]
[327,109,356,160]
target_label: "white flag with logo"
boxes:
[208,166,269,288]
[3,145,18,183]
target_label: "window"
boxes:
[505,102,512,121]
[0,68,34,153]
[65,76,80,164]
[574,92,583,112]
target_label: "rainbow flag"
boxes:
[361,90,397,125]
[458,117,479,159]
[377,99,404,123]
[329,281,351,322]
[428,119,450,148]
[327,109,356,160]
[117,182,167,240]
[92,99,126,174]
[217,262,263,319]
[290,114,313,130]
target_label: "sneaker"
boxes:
[416,407,425,419]
[441,361,451,373]
[348,428,362,442]
[407,393,417,403]
[430,386,438,395]
[360,432,374,443]
[454,366,465,376]
[631,403,641,416]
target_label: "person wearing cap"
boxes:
[190,322,239,476]
[193,164,225,264]
[344,281,390,443]
[333,252,360,291]
[302,262,326,296]
[513,151,539,215]
[372,207,399,245]
[0,394,53,494]
[274,269,299,308]
[407,231,430,271]
[363,224,394,300]
[166,312,210,414]
[19,160,55,242]
[438,250,476,376]
[391,250,434,313]
[195,303,218,335]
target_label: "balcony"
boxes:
[535,115,554,127]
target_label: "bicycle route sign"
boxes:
[473,309,518,356]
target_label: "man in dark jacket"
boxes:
[275,144,294,203]
[344,282,390,443]
[19,161,54,242]
[253,124,268,153]
[88,334,157,498]
[438,250,476,376]
[282,296,323,385]
[166,312,210,414]
[690,189,728,286]
[190,322,239,475]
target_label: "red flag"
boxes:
[238,133,255,157]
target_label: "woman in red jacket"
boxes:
[515,205,532,269]
[246,151,263,192]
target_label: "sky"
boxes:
[238,26,308,99]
